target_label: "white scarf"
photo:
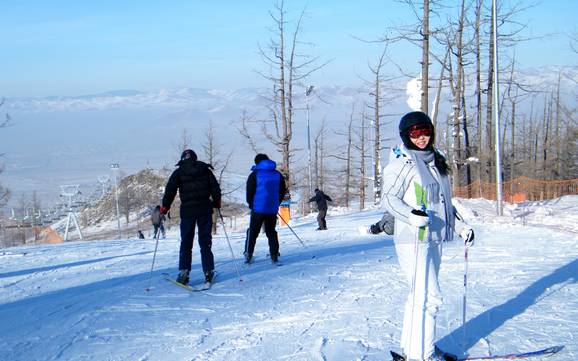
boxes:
[408,149,455,242]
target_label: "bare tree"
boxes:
[313,119,328,190]
[238,110,261,154]
[331,103,358,208]
[202,120,234,234]
[0,99,11,207]
[174,128,193,156]
[365,46,395,205]
[355,111,369,210]
[256,0,327,189]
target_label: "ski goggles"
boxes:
[407,125,432,138]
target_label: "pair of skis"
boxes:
[162,272,216,292]
[390,345,564,360]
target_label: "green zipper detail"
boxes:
[413,181,428,242]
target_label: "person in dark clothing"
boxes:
[244,153,288,264]
[309,188,332,230]
[161,149,221,285]
[150,205,166,239]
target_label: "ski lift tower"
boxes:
[97,175,110,197]
[60,184,83,241]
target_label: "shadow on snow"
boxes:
[438,257,578,356]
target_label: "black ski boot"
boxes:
[176,269,189,285]
[244,253,253,264]
[204,270,214,283]
[428,346,457,361]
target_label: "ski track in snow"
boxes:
[1,197,577,360]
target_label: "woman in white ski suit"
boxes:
[382,111,474,361]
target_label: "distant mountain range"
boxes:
[1,66,575,208]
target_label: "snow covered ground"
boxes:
[1,197,576,361]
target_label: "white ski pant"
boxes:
[395,240,443,360]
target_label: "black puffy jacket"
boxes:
[162,159,221,218]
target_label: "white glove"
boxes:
[408,209,429,227]
[460,227,475,247]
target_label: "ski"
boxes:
[391,346,563,361]
[458,345,564,360]
[162,273,217,292]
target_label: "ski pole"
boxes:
[407,223,422,359]
[145,218,163,292]
[218,209,243,282]
[277,212,307,248]
[462,245,469,355]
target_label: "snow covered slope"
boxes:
[0,197,577,360]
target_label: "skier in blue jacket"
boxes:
[244,153,288,264]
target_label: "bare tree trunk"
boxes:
[554,72,562,178]
[257,1,326,192]
[359,113,367,210]
[461,66,472,189]
[345,111,354,208]
[432,49,449,127]
[313,121,327,190]
[421,0,430,114]
[450,0,466,187]
[485,4,495,183]
[367,48,388,205]
[475,0,484,196]
[510,96,516,183]
[542,96,551,179]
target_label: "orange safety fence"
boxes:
[453,176,578,203]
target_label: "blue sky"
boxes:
[1,0,576,97]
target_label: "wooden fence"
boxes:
[453,176,578,203]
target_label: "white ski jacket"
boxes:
[381,145,468,244]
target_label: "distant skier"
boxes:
[244,153,287,264]
[308,188,332,230]
[161,149,221,285]
[137,230,145,239]
[382,111,474,361]
[150,205,166,239]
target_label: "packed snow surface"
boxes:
[1,197,577,360]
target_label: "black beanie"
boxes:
[398,111,435,150]
[254,153,269,165]
[180,149,197,161]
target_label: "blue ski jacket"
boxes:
[246,159,287,215]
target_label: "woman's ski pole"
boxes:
[218,209,243,282]
[462,245,469,355]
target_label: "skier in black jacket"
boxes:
[161,149,221,285]
[309,188,332,230]
[244,153,287,264]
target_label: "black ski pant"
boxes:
[317,209,327,230]
[179,214,214,273]
[244,212,279,260]
[153,223,165,238]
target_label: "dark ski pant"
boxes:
[244,212,279,259]
[179,214,214,273]
[153,223,165,238]
[317,209,327,230]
